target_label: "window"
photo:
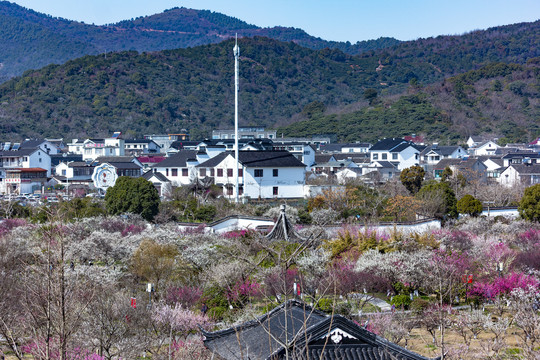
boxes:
[382,153,387,160]
[372,154,378,160]
[392,153,398,160]
[273,169,278,177]
[239,186,244,195]
[254,169,263,177]
[238,169,243,177]
[200,168,206,177]
[62,169,66,176]
[227,186,233,196]
[273,187,278,196]
[182,168,188,176]
[210,169,215,177]
[217,169,223,177]
[166,169,169,176]
[171,169,178,177]
[227,168,233,177]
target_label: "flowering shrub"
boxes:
[223,229,256,239]
[166,286,203,308]
[22,338,104,360]
[469,272,539,300]
[153,303,213,339]
[226,278,261,302]
[120,224,146,237]
[0,218,27,238]
[514,229,540,250]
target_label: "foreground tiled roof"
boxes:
[203,300,437,360]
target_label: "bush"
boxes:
[457,194,483,217]
[390,294,412,310]
[316,298,335,313]
[207,306,227,320]
[410,297,430,314]
[519,183,540,222]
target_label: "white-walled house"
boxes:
[369,138,422,170]
[272,142,316,170]
[420,144,466,165]
[498,164,540,187]
[472,140,500,156]
[124,139,161,156]
[0,148,52,176]
[82,138,126,161]
[196,151,306,200]
[151,150,199,186]
[20,139,61,155]
[341,143,372,154]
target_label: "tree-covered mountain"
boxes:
[0,37,385,140]
[0,1,399,82]
[278,61,540,144]
[0,9,538,142]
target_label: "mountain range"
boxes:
[0,1,538,143]
[0,1,399,83]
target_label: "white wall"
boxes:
[397,147,420,170]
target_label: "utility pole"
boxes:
[233,34,240,204]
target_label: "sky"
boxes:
[9,0,540,42]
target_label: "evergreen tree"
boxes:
[105,177,160,221]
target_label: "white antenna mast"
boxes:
[233,34,240,204]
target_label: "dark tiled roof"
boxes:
[142,171,170,182]
[421,145,463,157]
[509,164,540,174]
[50,154,83,166]
[68,162,92,167]
[239,151,305,167]
[198,151,305,168]
[152,150,198,168]
[315,154,334,163]
[333,153,369,161]
[0,148,39,156]
[95,156,136,163]
[20,139,46,149]
[373,161,398,168]
[434,158,462,169]
[369,138,407,151]
[319,143,345,152]
[502,152,540,159]
[125,139,152,144]
[203,300,436,360]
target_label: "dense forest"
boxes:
[279,61,540,144]
[0,1,538,142]
[0,2,398,82]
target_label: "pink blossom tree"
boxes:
[152,303,213,360]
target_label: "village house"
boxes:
[419,143,466,165]
[151,150,200,186]
[369,138,423,171]
[498,163,540,187]
[196,150,306,200]
[123,139,161,156]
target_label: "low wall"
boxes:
[323,218,441,237]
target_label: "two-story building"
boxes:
[151,150,200,186]
[420,144,466,165]
[196,151,306,200]
[369,138,423,170]
[124,139,161,156]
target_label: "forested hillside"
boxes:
[279,61,540,144]
[0,1,538,142]
[0,2,398,82]
[0,38,383,140]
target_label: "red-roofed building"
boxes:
[3,168,47,194]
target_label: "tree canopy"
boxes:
[519,184,540,222]
[105,177,160,221]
